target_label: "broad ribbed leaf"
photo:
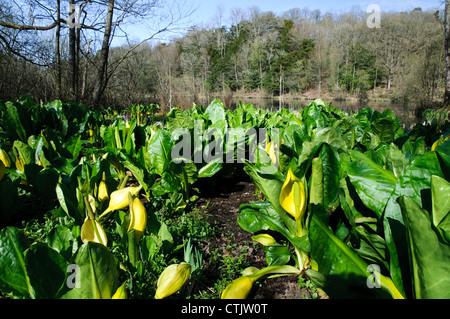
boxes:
[0,227,32,298]
[383,151,445,298]
[347,150,397,219]
[371,117,395,144]
[431,175,450,244]
[166,109,194,131]
[60,242,119,299]
[147,129,173,175]
[398,196,450,299]
[244,161,296,234]
[309,209,394,299]
[25,243,68,299]
[205,99,226,124]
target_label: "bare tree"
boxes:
[92,0,114,106]
[444,0,450,104]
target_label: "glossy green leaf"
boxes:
[309,208,395,299]
[46,225,78,261]
[24,243,68,299]
[386,145,409,178]
[431,175,450,244]
[13,140,34,166]
[205,99,226,124]
[237,202,270,233]
[147,129,173,175]
[371,117,395,144]
[264,245,291,266]
[347,150,397,219]
[309,157,323,205]
[5,102,27,142]
[398,196,450,299]
[166,109,195,131]
[244,161,296,234]
[0,227,32,298]
[383,151,445,298]
[318,144,340,212]
[60,242,119,299]
[198,158,223,178]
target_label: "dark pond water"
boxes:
[225,97,420,129]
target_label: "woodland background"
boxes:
[0,1,446,110]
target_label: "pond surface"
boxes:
[224,97,420,129]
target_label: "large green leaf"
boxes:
[398,196,450,299]
[205,99,226,124]
[386,144,409,178]
[13,140,34,166]
[198,158,223,178]
[312,127,346,151]
[309,208,397,299]
[243,161,296,234]
[5,102,27,142]
[47,225,79,261]
[166,109,195,131]
[237,202,271,233]
[60,242,119,299]
[318,144,340,212]
[0,227,32,298]
[371,116,395,144]
[383,151,445,298]
[147,129,173,175]
[347,150,397,219]
[431,175,450,244]
[24,243,68,299]
[34,168,59,204]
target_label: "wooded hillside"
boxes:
[0,2,445,109]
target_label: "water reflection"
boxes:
[225,97,420,128]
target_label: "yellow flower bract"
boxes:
[279,168,306,220]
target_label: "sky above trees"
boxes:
[118,0,443,45]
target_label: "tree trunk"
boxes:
[55,0,61,99]
[92,0,115,106]
[69,0,78,101]
[81,40,93,101]
[444,0,450,105]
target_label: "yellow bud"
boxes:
[265,141,277,165]
[0,160,5,182]
[98,180,109,202]
[99,186,141,219]
[251,234,277,246]
[88,194,96,214]
[128,197,147,242]
[221,265,300,299]
[279,168,306,220]
[80,217,107,247]
[15,157,25,173]
[221,276,255,299]
[241,267,259,276]
[0,149,11,168]
[155,263,191,299]
[111,283,127,299]
[89,129,94,138]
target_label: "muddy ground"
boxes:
[194,167,315,299]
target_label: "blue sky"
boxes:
[190,0,442,24]
[114,0,443,45]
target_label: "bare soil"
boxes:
[193,167,314,299]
